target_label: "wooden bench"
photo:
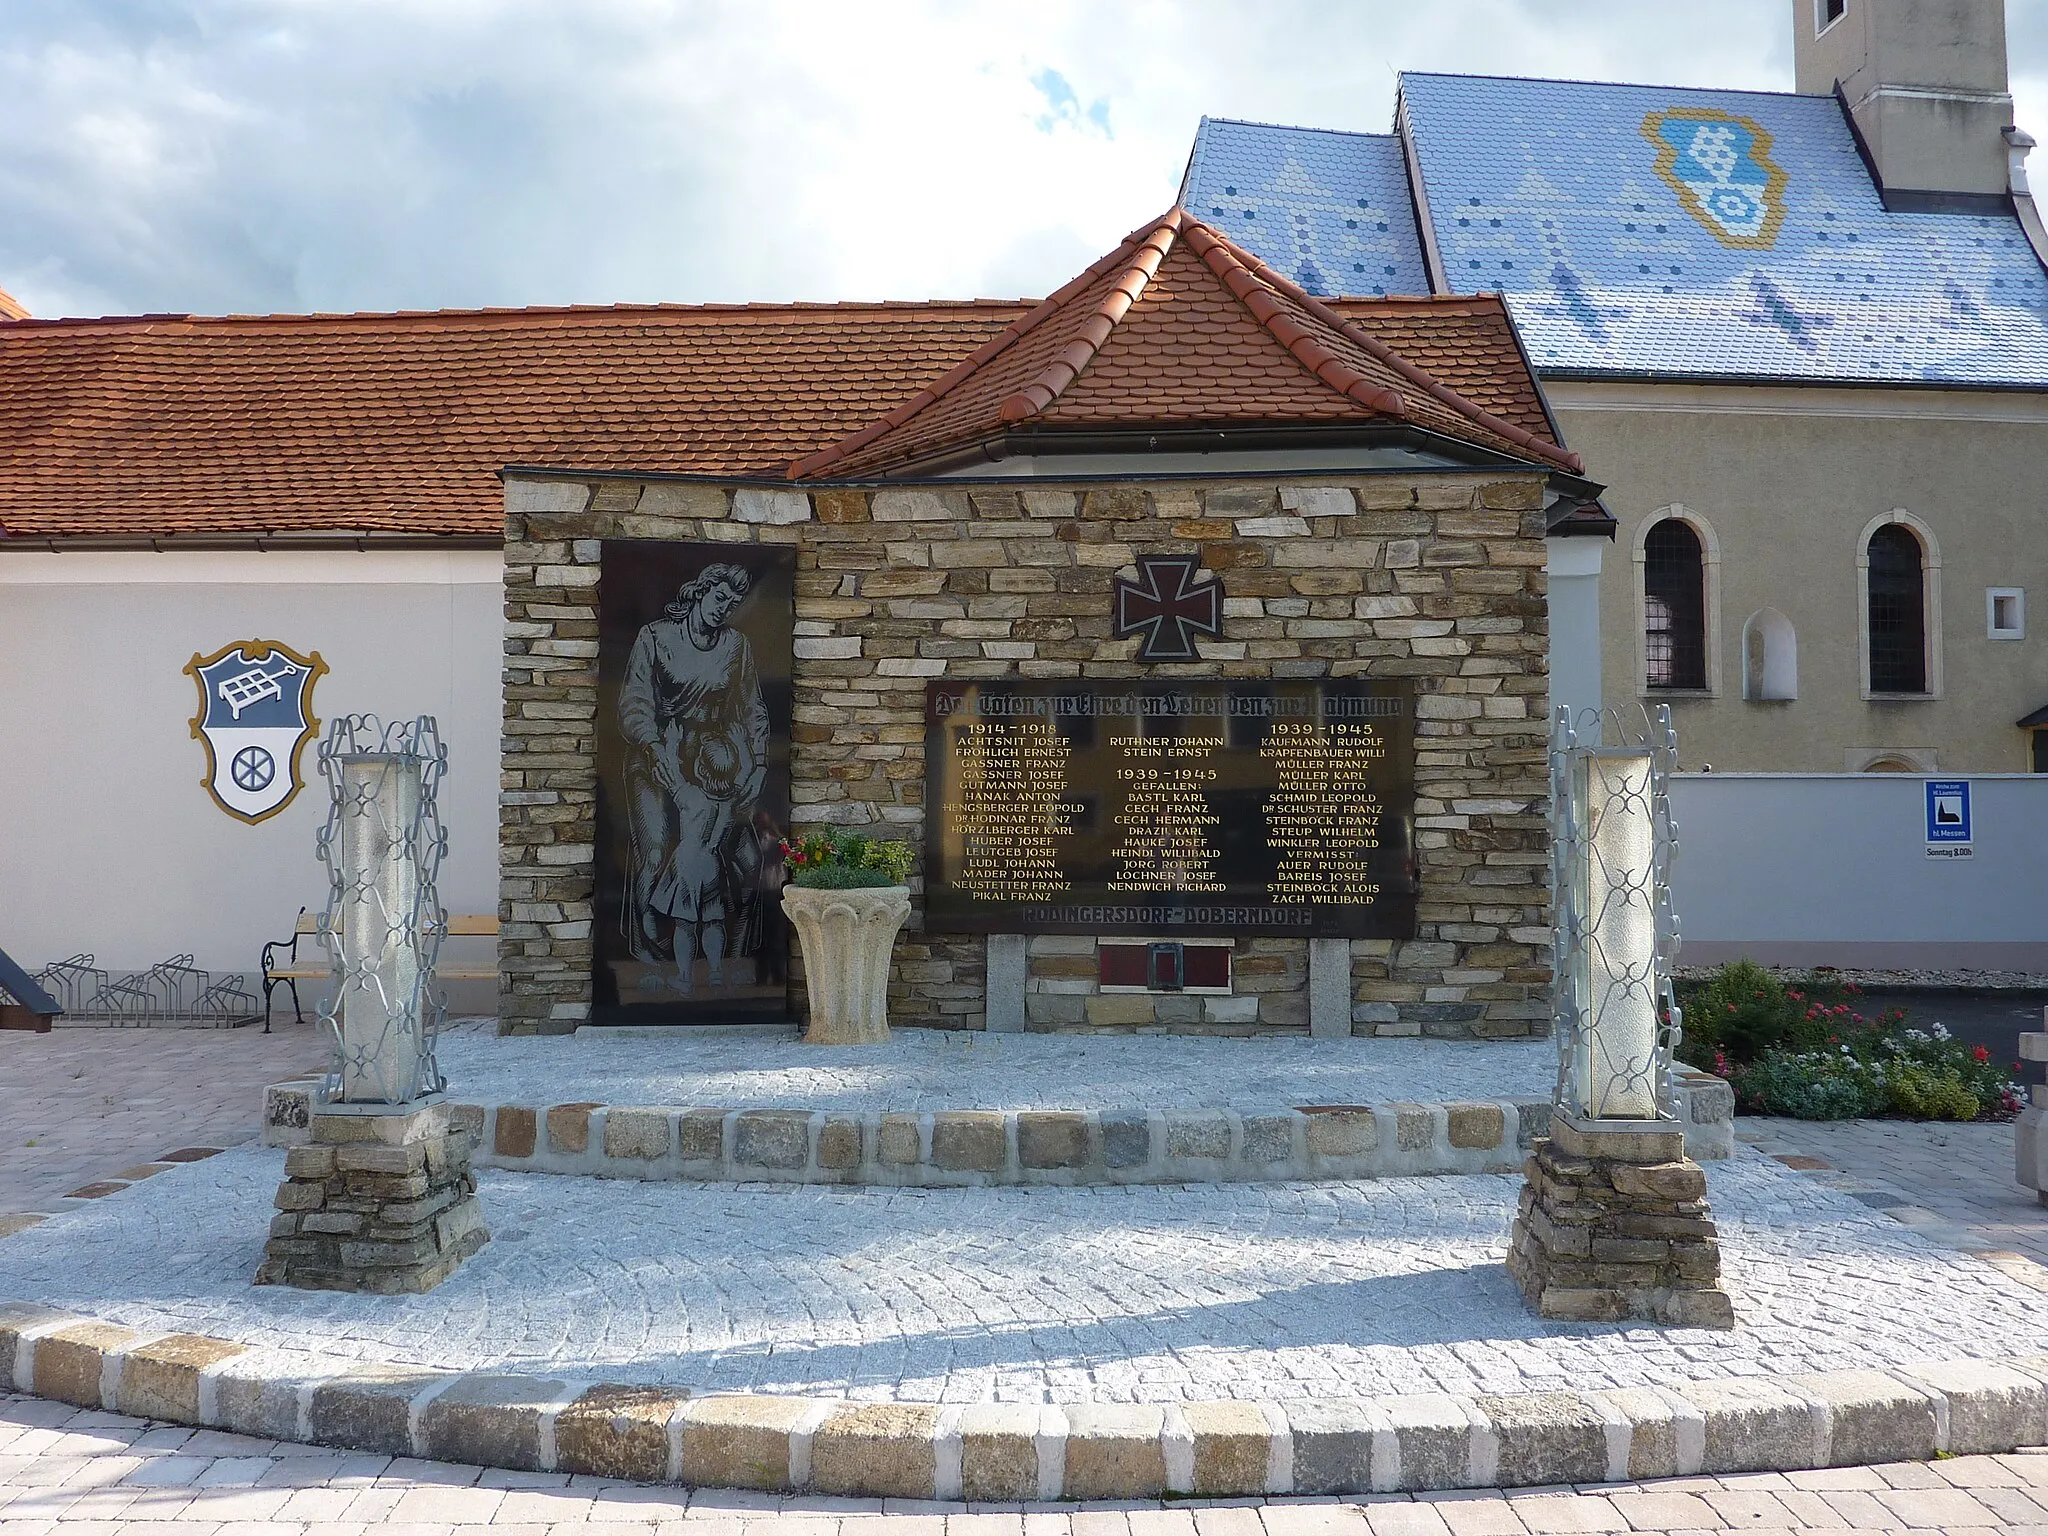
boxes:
[262,908,499,1031]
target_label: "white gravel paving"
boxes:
[421,1023,1556,1110]
[1,1143,2040,1406]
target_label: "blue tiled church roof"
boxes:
[1180,119,1432,299]
[1180,75,2048,388]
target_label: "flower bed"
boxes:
[1673,959,2022,1122]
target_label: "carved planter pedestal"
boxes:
[1507,1114,1734,1329]
[782,884,911,1045]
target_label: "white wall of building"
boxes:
[1669,772,2048,970]
[0,549,504,991]
[1546,535,1604,723]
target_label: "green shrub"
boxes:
[781,828,914,890]
[1732,1050,1889,1120]
[1678,963,1896,1067]
[1887,1062,1980,1121]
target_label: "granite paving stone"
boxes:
[429,1025,1552,1114]
[1741,1117,2048,1269]
[0,1142,2043,1405]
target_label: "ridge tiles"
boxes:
[793,208,1578,478]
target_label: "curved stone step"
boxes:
[2,1297,2041,1496]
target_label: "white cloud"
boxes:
[0,0,2038,318]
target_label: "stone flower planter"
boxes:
[781,883,911,1044]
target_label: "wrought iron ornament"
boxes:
[1549,704,1684,1122]
[313,714,450,1104]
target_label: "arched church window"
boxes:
[1867,524,1927,694]
[1643,519,1706,690]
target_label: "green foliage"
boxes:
[791,863,900,890]
[1734,1051,1889,1120]
[1887,1063,1981,1121]
[1674,959,1844,1066]
[782,828,915,889]
[1674,959,2022,1123]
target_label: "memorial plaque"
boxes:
[924,680,1416,938]
[593,541,794,1024]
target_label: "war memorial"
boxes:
[3,0,2048,1504]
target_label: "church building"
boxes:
[1182,0,2048,772]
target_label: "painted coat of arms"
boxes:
[185,640,328,823]
[1642,108,1788,249]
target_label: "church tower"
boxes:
[1793,0,2016,206]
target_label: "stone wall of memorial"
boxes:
[498,471,1553,1038]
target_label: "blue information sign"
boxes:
[1924,779,1972,852]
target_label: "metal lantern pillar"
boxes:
[1506,704,1733,1328]
[317,716,449,1105]
[1550,705,1683,1125]
[255,714,488,1295]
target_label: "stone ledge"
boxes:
[262,1082,1738,1184]
[2,1297,2042,1495]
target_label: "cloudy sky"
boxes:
[3,0,2043,319]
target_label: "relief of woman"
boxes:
[618,562,768,992]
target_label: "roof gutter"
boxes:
[849,421,1563,481]
[1535,366,2048,394]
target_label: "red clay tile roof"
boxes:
[1329,295,1557,443]
[0,216,1574,542]
[791,208,1579,478]
[0,301,1029,539]
[0,288,27,322]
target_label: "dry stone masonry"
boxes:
[500,472,1552,1037]
[1508,1116,1733,1329]
[255,1102,489,1294]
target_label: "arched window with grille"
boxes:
[1642,518,1707,690]
[1866,523,1928,694]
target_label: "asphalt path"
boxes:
[1860,989,2047,1083]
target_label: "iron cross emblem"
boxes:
[1112,554,1224,663]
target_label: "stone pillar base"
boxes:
[2017,1033,2046,1204]
[256,1100,489,1294]
[1507,1114,1734,1330]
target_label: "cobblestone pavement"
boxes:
[5,1394,2048,1534]
[427,1026,1554,1112]
[0,1024,329,1219]
[1743,1115,2048,1268]
[3,1144,2045,1404]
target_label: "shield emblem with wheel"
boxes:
[185,640,328,823]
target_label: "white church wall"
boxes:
[1669,771,2048,971]
[0,549,503,1004]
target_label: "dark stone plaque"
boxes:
[924,680,1416,939]
[593,541,794,1024]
